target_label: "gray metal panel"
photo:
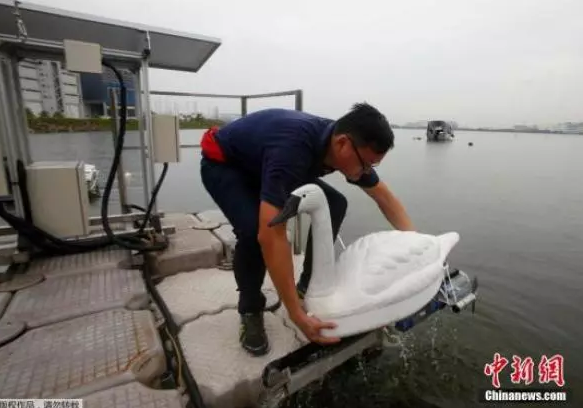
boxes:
[0,0,221,72]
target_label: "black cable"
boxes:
[138,162,168,234]
[99,60,167,251]
[141,260,208,408]
[128,204,147,212]
[0,201,109,255]
[0,59,169,255]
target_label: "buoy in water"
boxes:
[468,142,473,146]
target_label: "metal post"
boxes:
[109,88,129,213]
[295,90,303,111]
[241,96,248,117]
[141,58,158,216]
[0,56,24,217]
[134,69,151,209]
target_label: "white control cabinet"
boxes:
[26,161,90,238]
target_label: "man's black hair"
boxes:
[333,102,394,154]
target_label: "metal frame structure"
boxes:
[148,88,305,254]
[0,44,162,250]
[0,0,304,255]
[0,1,219,243]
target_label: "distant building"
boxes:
[550,122,583,134]
[18,59,83,118]
[79,68,136,118]
[218,113,242,123]
[514,125,538,131]
[403,120,428,128]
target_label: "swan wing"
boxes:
[336,230,459,299]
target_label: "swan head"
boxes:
[268,183,326,226]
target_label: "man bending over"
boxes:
[200,102,414,356]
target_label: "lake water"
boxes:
[26,128,583,407]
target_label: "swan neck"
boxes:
[306,200,336,297]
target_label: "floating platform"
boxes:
[83,382,184,408]
[180,310,302,408]
[24,247,131,278]
[0,210,314,407]
[0,209,475,407]
[0,268,149,329]
[0,309,165,399]
[0,292,10,317]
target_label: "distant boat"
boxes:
[427,120,455,142]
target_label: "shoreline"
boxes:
[26,116,224,134]
[25,117,581,136]
[394,126,582,135]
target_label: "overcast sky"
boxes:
[30,0,583,127]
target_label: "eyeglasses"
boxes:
[347,136,379,174]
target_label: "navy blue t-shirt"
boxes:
[214,108,379,208]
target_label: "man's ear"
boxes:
[332,133,348,148]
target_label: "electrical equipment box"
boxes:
[64,39,103,74]
[26,161,90,238]
[152,114,181,163]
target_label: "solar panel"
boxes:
[0,0,221,72]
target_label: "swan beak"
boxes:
[268,194,301,227]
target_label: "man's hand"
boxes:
[290,309,341,345]
[258,200,341,345]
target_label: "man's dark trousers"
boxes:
[200,157,347,314]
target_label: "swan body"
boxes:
[269,183,460,338]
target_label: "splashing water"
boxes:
[282,313,483,408]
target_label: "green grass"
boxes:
[26,113,224,134]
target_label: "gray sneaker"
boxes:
[239,313,269,356]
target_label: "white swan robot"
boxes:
[269,183,477,338]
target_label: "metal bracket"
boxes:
[142,31,152,58]
[257,330,384,407]
[13,1,28,43]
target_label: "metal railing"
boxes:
[146,89,303,146]
[137,89,305,254]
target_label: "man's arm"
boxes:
[257,201,303,318]
[257,200,340,344]
[362,181,415,231]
